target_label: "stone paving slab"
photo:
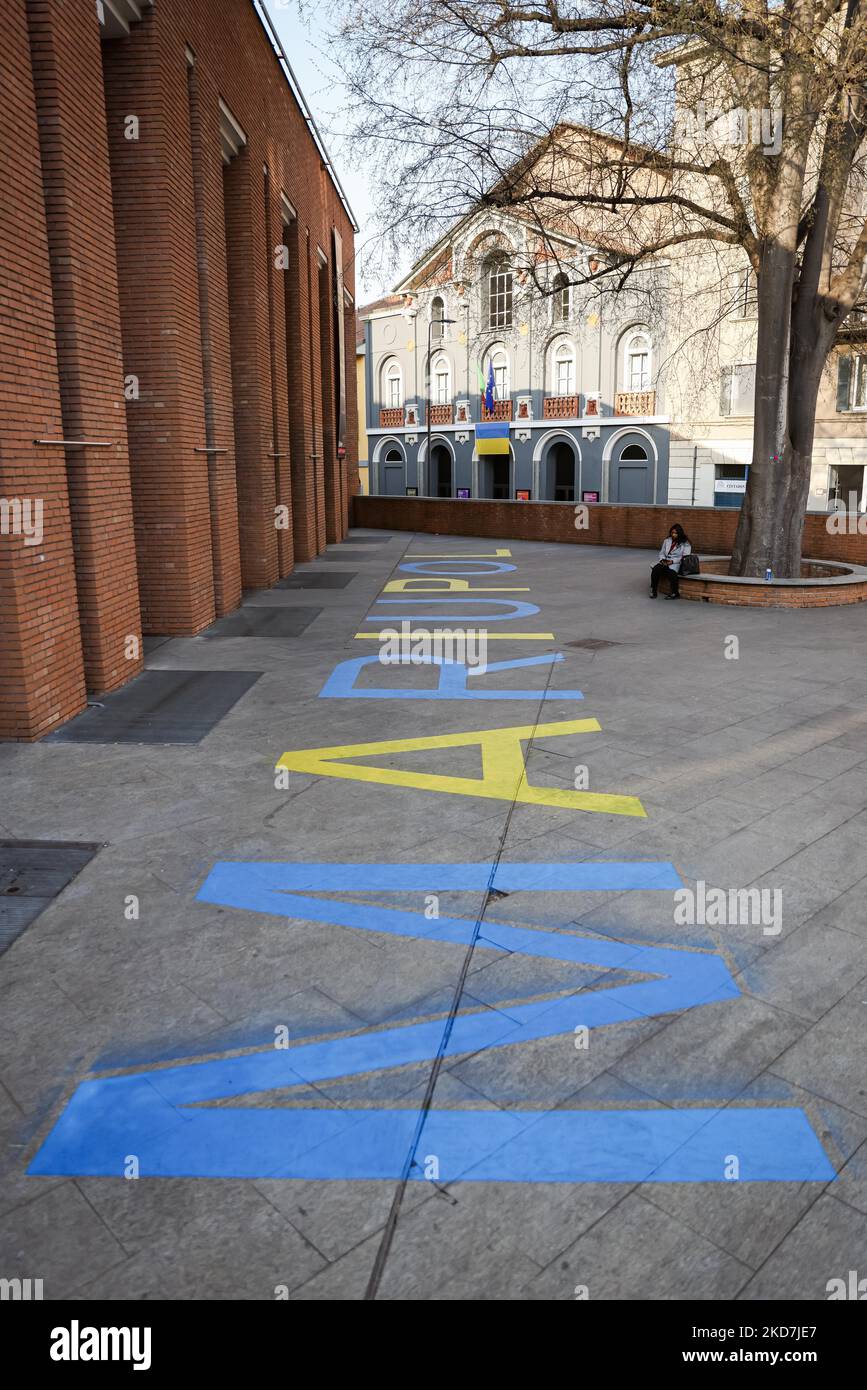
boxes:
[1,530,867,1300]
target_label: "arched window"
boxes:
[382,357,403,409]
[552,272,571,323]
[432,353,451,405]
[621,443,648,461]
[550,339,576,396]
[431,296,445,340]
[385,447,403,462]
[485,256,513,330]
[622,330,652,392]
[486,345,510,399]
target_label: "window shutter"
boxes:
[720,366,732,416]
[837,355,852,412]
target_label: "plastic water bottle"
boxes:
[765,567,772,581]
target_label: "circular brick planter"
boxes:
[678,557,867,607]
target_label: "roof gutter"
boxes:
[252,0,359,232]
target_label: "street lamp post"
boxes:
[426,315,456,495]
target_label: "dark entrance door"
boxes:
[382,448,404,496]
[611,441,652,503]
[431,444,453,497]
[547,441,576,501]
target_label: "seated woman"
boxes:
[650,524,691,600]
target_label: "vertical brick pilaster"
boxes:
[0,0,86,739]
[318,256,339,545]
[308,240,327,552]
[284,217,317,562]
[343,300,359,519]
[266,173,293,577]
[102,11,214,635]
[186,60,242,615]
[223,149,277,589]
[25,0,142,692]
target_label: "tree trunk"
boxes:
[730,239,801,576]
[730,240,841,577]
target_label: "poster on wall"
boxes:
[515,489,531,501]
[405,487,418,496]
[456,488,471,499]
[582,490,600,503]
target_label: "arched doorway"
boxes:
[609,437,653,503]
[430,443,453,497]
[478,454,511,499]
[545,441,576,501]
[382,447,404,496]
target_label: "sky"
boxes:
[267,1,397,301]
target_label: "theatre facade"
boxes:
[361,211,671,507]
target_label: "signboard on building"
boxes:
[582,490,600,503]
[456,488,471,499]
[515,489,531,501]
[715,478,747,494]
[405,487,418,496]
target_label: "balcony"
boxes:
[427,403,454,425]
[379,407,404,427]
[480,400,513,421]
[615,390,655,416]
[837,310,867,340]
[544,395,580,419]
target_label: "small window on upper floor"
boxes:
[383,357,403,409]
[622,330,652,392]
[720,362,756,416]
[551,340,576,396]
[485,258,513,330]
[432,353,451,404]
[837,353,867,411]
[552,272,571,323]
[730,266,758,318]
[431,296,445,340]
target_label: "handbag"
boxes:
[680,552,700,576]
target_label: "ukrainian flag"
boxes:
[475,420,510,456]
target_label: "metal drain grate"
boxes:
[565,638,622,650]
[0,840,100,957]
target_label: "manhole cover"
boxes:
[0,841,100,957]
[565,638,621,650]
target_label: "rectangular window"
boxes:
[854,355,867,409]
[493,364,508,398]
[714,462,748,508]
[730,267,758,318]
[388,377,401,408]
[629,353,650,392]
[488,268,513,329]
[435,370,449,404]
[720,363,756,416]
[556,358,574,395]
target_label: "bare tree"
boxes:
[320,0,867,576]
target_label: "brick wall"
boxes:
[0,0,86,740]
[26,0,143,696]
[352,495,867,564]
[2,0,357,738]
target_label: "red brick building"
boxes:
[0,0,358,740]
